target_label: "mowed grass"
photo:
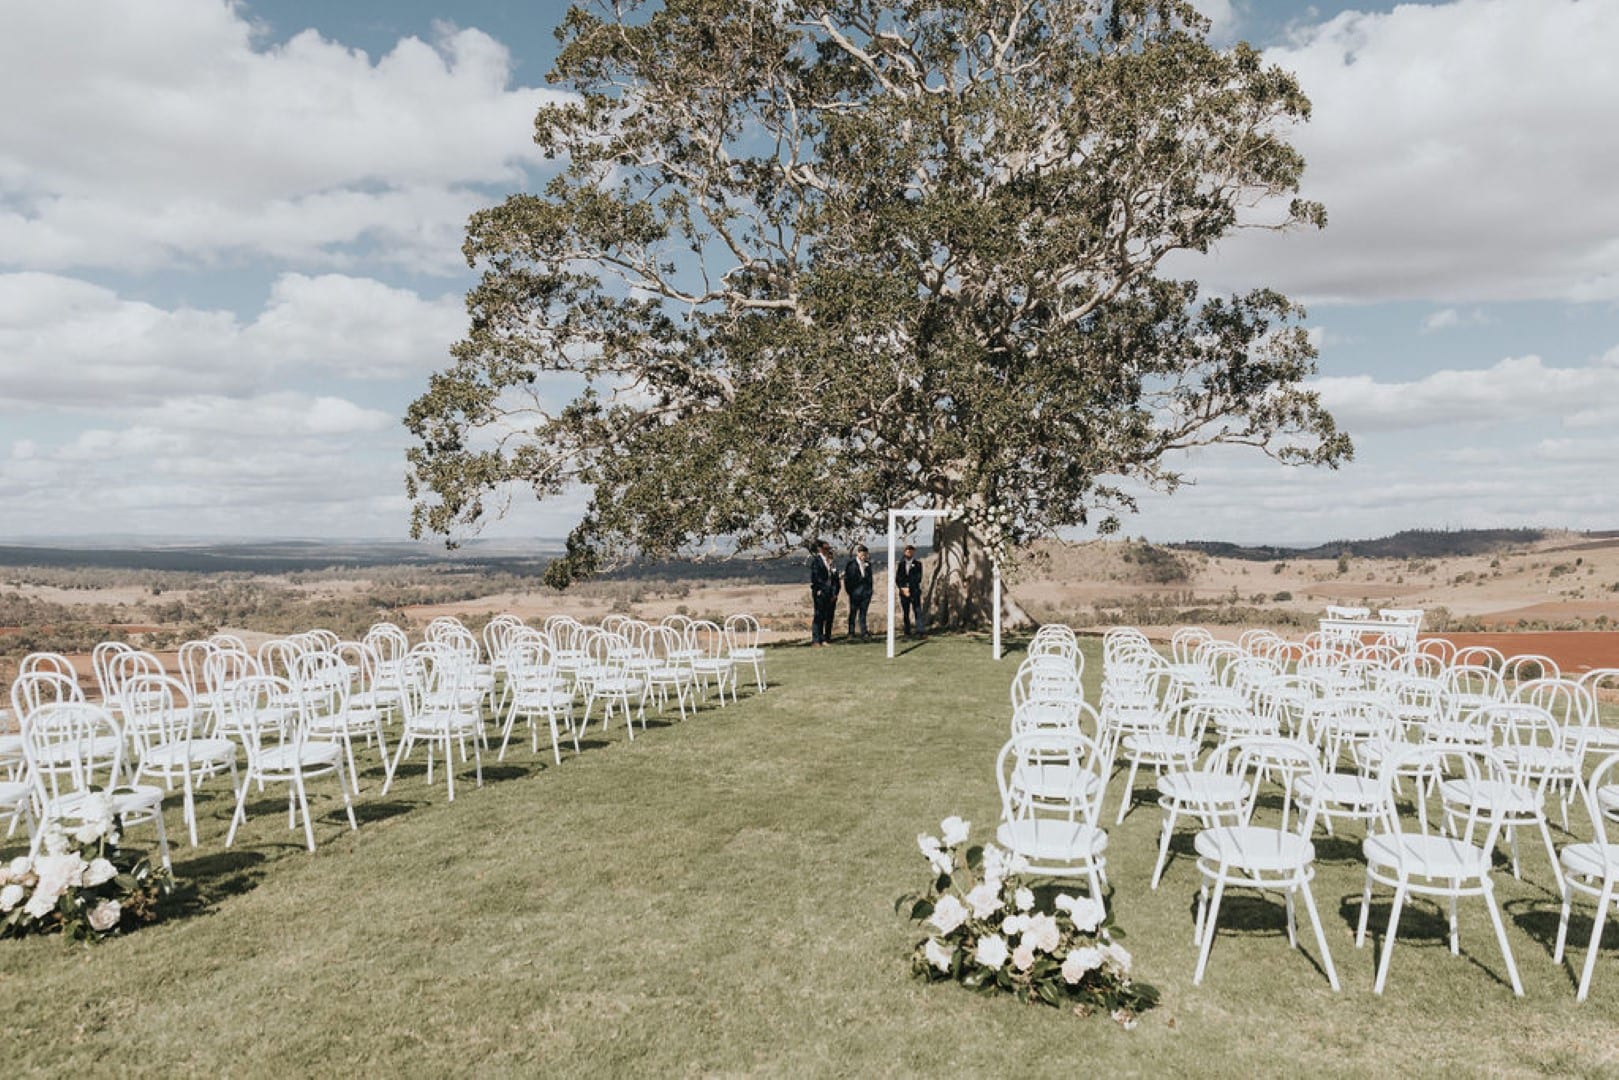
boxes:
[4,635,1619,1076]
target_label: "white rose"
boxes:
[974,933,1009,970]
[1022,913,1061,955]
[23,883,60,920]
[1001,914,1029,936]
[918,835,953,874]
[927,894,969,936]
[83,858,118,888]
[1067,896,1105,934]
[1012,943,1036,971]
[86,899,121,932]
[965,881,1003,920]
[0,883,23,912]
[1102,941,1132,976]
[1015,887,1034,912]
[41,825,69,856]
[33,853,85,895]
[1053,893,1076,914]
[981,844,1011,882]
[924,937,954,973]
[1062,946,1103,984]
[73,820,104,846]
[8,855,31,880]
[940,816,970,847]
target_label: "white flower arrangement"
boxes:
[899,817,1158,1023]
[0,797,174,943]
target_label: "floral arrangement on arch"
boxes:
[1,796,175,943]
[899,816,1158,1025]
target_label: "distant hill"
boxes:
[1171,528,1552,562]
[0,540,559,575]
[0,538,914,582]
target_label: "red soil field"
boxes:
[1430,632,1619,675]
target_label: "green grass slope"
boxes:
[3,637,1617,1075]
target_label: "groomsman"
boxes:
[843,544,874,639]
[897,543,925,636]
[808,539,839,646]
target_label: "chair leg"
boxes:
[1555,881,1574,964]
[1150,806,1179,890]
[382,734,409,795]
[1480,880,1524,996]
[1353,874,1379,952]
[151,807,172,871]
[293,774,316,852]
[1373,879,1408,994]
[1298,877,1341,991]
[442,732,455,801]
[1116,761,1139,825]
[1192,871,1228,985]
[225,778,252,847]
[1537,818,1566,895]
[1577,881,1613,1002]
[333,755,358,832]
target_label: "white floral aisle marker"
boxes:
[1,795,175,943]
[898,817,1158,1024]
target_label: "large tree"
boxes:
[405,0,1351,627]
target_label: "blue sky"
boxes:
[1,0,1616,546]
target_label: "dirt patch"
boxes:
[1429,632,1619,675]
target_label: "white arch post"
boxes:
[886,507,1002,661]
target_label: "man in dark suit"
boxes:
[843,544,874,640]
[897,543,925,636]
[808,539,839,646]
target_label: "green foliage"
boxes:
[406,0,1349,590]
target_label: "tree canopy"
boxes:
[405,0,1351,601]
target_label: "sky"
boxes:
[1,0,1617,548]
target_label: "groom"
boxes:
[843,544,874,639]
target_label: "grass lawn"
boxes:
[4,635,1619,1076]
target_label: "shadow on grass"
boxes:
[163,848,269,919]
[1190,892,1338,984]
[1337,891,1522,992]
[350,799,420,825]
[1507,895,1619,954]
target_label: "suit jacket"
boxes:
[898,557,923,596]
[809,554,838,598]
[843,557,873,599]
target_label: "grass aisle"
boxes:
[4,636,1618,1075]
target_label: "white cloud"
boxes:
[1420,307,1491,334]
[1184,0,1619,304]
[1117,439,1619,545]
[0,1,570,273]
[1190,0,1238,40]
[1312,352,1619,432]
[0,391,408,536]
[0,272,466,407]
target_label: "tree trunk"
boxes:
[922,519,1036,632]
